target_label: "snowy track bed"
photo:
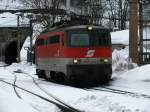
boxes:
[0,63,150,112]
[87,86,150,99]
[0,71,82,112]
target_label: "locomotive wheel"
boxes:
[50,71,56,81]
[44,70,51,81]
[36,69,45,78]
[101,74,111,84]
[55,72,66,84]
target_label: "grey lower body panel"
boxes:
[66,64,112,84]
[36,58,112,85]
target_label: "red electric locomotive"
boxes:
[35,24,112,85]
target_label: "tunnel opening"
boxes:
[5,41,23,64]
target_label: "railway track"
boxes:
[24,72,82,112]
[87,86,150,99]
[3,68,149,112]
[0,72,84,112]
[14,69,150,100]
[13,75,22,99]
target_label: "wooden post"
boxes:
[129,0,139,64]
[29,19,33,65]
[17,15,20,62]
[139,3,143,64]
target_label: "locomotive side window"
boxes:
[48,35,60,44]
[36,39,45,46]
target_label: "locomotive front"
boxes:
[64,25,112,84]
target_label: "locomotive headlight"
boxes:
[100,58,111,63]
[87,26,93,30]
[104,59,109,63]
[73,59,79,64]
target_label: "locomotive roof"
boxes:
[63,25,108,30]
[42,25,109,34]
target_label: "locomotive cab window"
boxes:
[48,35,60,44]
[71,34,90,46]
[67,29,111,47]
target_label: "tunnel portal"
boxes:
[4,41,23,64]
[0,26,30,64]
[5,41,17,64]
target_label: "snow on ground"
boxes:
[0,13,17,27]
[0,63,61,112]
[111,30,129,45]
[112,47,137,73]
[20,37,31,62]
[0,89,37,112]
[0,62,150,112]
[111,64,150,95]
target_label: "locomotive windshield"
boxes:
[67,28,111,47]
[70,34,90,46]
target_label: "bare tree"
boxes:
[71,0,106,25]
[66,0,128,28]
[19,0,128,29]
[106,0,128,30]
[19,0,63,27]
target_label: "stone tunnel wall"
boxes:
[0,27,30,64]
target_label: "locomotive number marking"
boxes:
[86,50,95,58]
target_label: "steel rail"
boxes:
[13,70,82,112]
[13,75,22,99]
[0,79,83,112]
[87,86,150,99]
[25,73,83,112]
[12,75,42,112]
